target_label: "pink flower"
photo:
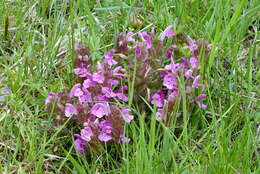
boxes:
[96,62,104,71]
[83,79,96,89]
[160,25,175,40]
[65,103,77,117]
[108,79,119,87]
[69,83,81,98]
[102,87,117,98]
[156,108,164,121]
[196,94,207,110]
[168,89,178,102]
[79,89,92,104]
[92,72,104,84]
[104,49,117,66]
[113,66,123,74]
[98,133,112,142]
[80,126,93,142]
[99,120,112,134]
[116,86,128,102]
[180,57,189,67]
[190,57,199,69]
[74,137,86,156]
[151,91,165,108]
[163,74,177,90]
[185,69,194,79]
[192,75,205,91]
[126,32,135,42]
[45,92,57,105]
[138,32,152,48]
[134,45,142,58]
[98,120,113,142]
[117,137,131,144]
[183,37,198,53]
[165,61,175,71]
[90,102,111,118]
[121,137,131,142]
[120,107,134,123]
[74,67,89,78]
[94,94,108,102]
[165,45,177,58]
[207,44,212,51]
[74,88,84,97]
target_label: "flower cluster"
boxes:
[45,42,133,155]
[45,25,211,155]
[115,26,211,121]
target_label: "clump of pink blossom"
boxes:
[45,25,211,155]
[114,25,211,121]
[45,42,133,155]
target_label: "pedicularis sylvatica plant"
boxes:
[45,26,211,155]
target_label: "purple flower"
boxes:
[138,32,152,48]
[83,79,96,89]
[79,89,92,104]
[92,72,104,84]
[104,49,117,66]
[151,91,165,108]
[196,94,207,110]
[80,126,93,142]
[185,69,194,79]
[160,25,175,40]
[183,37,198,53]
[134,45,142,58]
[65,103,77,117]
[108,79,119,87]
[117,137,131,144]
[156,108,164,121]
[165,45,177,58]
[112,66,125,79]
[90,102,111,118]
[165,61,175,71]
[207,44,212,51]
[190,57,199,69]
[98,120,113,142]
[117,93,128,102]
[113,66,123,74]
[98,133,112,142]
[168,89,178,102]
[74,137,86,156]
[116,86,128,102]
[99,120,112,134]
[120,107,134,123]
[185,85,192,93]
[74,67,89,78]
[94,94,108,102]
[151,27,156,35]
[192,75,205,91]
[126,32,135,42]
[45,92,57,105]
[163,74,177,90]
[121,137,130,142]
[69,83,81,98]
[74,88,84,97]
[180,57,189,67]
[96,62,104,71]
[102,87,116,98]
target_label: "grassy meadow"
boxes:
[0,0,259,173]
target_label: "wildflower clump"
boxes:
[45,42,133,155]
[115,26,211,121]
[45,25,211,155]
